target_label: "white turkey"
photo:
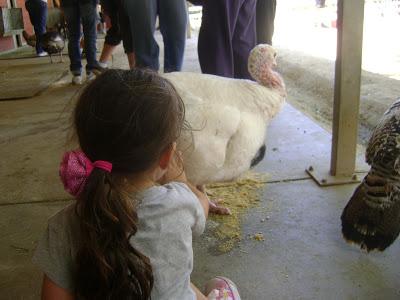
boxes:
[341,98,400,251]
[163,44,286,190]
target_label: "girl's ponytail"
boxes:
[75,169,153,299]
[59,150,153,299]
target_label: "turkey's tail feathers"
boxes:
[341,174,400,252]
[250,144,266,168]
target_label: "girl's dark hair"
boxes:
[73,69,185,299]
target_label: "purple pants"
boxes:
[198,0,257,79]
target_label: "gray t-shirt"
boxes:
[33,182,206,300]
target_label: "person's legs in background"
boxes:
[198,0,241,78]
[99,0,122,67]
[121,0,158,70]
[80,2,101,78]
[256,0,276,45]
[63,4,83,83]
[118,9,136,68]
[126,52,136,68]
[98,41,117,67]
[158,0,187,72]
[25,0,48,55]
[232,0,256,79]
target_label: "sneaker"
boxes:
[98,61,108,69]
[72,75,83,85]
[86,72,96,81]
[204,277,241,300]
[37,51,48,57]
[89,63,107,75]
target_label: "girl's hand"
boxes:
[159,151,210,218]
[159,151,187,184]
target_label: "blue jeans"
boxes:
[121,0,187,72]
[63,3,98,75]
[25,0,47,54]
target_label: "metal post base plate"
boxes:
[306,166,366,187]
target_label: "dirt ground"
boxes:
[273,0,400,144]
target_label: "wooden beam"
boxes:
[330,0,365,176]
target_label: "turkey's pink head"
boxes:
[248,44,281,88]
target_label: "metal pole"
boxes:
[330,0,365,176]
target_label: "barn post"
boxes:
[330,0,365,176]
[306,0,365,185]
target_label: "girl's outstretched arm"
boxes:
[185,181,210,218]
[159,150,210,218]
[191,282,208,300]
[41,275,73,300]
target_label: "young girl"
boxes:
[33,69,240,299]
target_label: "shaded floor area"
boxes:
[0,32,399,299]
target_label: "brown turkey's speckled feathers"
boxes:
[341,98,400,251]
[42,31,65,55]
[366,98,400,178]
[341,176,400,251]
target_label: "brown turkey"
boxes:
[341,98,400,251]
[22,24,65,63]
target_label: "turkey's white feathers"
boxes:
[180,102,242,184]
[165,72,283,120]
[163,69,285,185]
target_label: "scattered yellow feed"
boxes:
[206,172,269,252]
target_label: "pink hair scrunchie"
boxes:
[59,150,113,197]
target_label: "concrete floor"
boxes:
[192,104,400,299]
[1,34,399,299]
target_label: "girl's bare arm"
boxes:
[159,151,209,218]
[42,275,73,300]
[185,182,209,218]
[191,282,208,300]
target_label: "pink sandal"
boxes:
[204,276,241,300]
